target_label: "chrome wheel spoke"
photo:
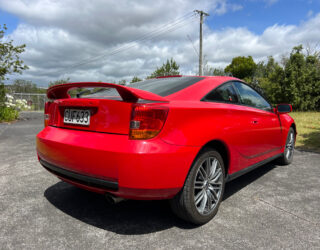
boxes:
[285,132,294,159]
[198,165,207,180]
[198,191,208,213]
[206,190,213,209]
[289,133,294,144]
[286,149,291,158]
[210,182,222,187]
[208,186,218,201]
[208,158,217,179]
[195,190,205,205]
[210,168,222,183]
[194,180,205,189]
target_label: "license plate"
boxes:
[64,109,90,126]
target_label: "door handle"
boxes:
[252,120,259,124]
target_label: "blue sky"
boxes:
[207,0,320,33]
[0,9,18,34]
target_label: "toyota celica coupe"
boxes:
[36,76,296,224]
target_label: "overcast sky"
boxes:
[1,0,320,87]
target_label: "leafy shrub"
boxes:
[241,45,320,111]
[0,85,27,122]
[0,107,19,122]
[0,83,5,104]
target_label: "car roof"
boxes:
[165,75,239,101]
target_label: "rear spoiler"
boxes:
[47,82,168,102]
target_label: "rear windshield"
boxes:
[84,77,204,98]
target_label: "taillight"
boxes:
[44,101,52,127]
[129,104,169,140]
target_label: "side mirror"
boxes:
[276,104,292,114]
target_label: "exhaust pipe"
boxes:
[105,193,125,204]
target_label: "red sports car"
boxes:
[36,76,296,224]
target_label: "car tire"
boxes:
[170,148,226,225]
[278,127,295,165]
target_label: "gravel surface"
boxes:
[1,111,319,249]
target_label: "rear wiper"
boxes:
[76,87,110,98]
[76,90,91,98]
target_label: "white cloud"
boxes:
[203,14,320,69]
[213,2,243,15]
[1,0,320,86]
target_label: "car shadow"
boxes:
[44,161,278,235]
[223,162,276,200]
[44,182,194,234]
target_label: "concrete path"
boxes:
[0,112,319,249]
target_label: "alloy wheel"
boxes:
[194,157,223,215]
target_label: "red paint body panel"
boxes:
[279,113,296,144]
[159,101,285,174]
[37,76,296,199]
[37,126,199,199]
[49,98,133,134]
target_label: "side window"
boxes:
[205,83,239,103]
[233,82,272,110]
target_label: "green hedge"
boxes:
[0,83,19,122]
[0,106,19,122]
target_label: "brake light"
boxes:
[44,101,52,127]
[129,104,169,140]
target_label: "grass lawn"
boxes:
[290,112,320,153]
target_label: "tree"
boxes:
[224,56,257,79]
[0,24,28,81]
[281,45,320,111]
[0,83,5,106]
[212,68,225,76]
[258,64,285,105]
[256,45,320,110]
[253,56,284,104]
[118,79,126,85]
[130,76,142,83]
[254,56,278,79]
[148,58,180,78]
[202,55,225,76]
[49,78,70,87]
[203,66,225,76]
[9,79,38,93]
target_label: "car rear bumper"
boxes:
[36,126,200,199]
[39,159,118,190]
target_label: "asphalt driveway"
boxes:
[0,112,319,249]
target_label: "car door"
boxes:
[203,82,252,171]
[232,81,282,163]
